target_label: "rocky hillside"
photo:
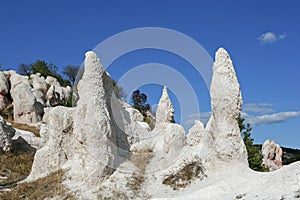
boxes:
[0,70,72,125]
[282,147,300,164]
[254,144,300,165]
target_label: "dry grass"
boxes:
[130,148,153,173]
[0,170,74,200]
[0,144,72,199]
[0,152,35,187]
[7,119,40,137]
[162,161,207,190]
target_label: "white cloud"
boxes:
[246,111,300,126]
[243,103,275,114]
[257,32,286,44]
[278,34,286,40]
[186,107,300,128]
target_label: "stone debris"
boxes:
[262,139,283,171]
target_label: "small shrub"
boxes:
[144,117,154,130]
[162,161,206,190]
[64,94,74,107]
[0,104,13,121]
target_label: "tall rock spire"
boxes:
[209,47,247,164]
[155,86,175,125]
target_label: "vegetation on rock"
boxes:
[19,60,71,87]
[130,90,153,126]
[162,161,207,190]
[62,65,79,86]
[238,116,268,172]
[112,79,127,101]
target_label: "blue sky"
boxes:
[1,1,300,148]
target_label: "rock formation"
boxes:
[45,84,72,107]
[0,116,15,152]
[68,51,130,195]
[262,139,283,171]
[10,82,44,124]
[149,86,186,156]
[30,73,48,93]
[0,70,72,125]
[26,51,131,199]
[208,48,247,164]
[186,120,207,146]
[155,86,175,125]
[0,72,9,110]
[119,102,151,146]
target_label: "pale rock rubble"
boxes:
[262,139,283,171]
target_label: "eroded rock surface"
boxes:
[27,51,131,199]
[208,48,247,164]
[0,116,15,152]
[0,72,9,110]
[10,83,43,124]
[155,86,175,125]
[262,139,283,171]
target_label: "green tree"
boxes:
[238,116,268,172]
[130,90,151,118]
[18,63,31,76]
[112,80,127,101]
[18,60,71,87]
[30,60,57,77]
[63,65,79,86]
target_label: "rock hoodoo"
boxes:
[26,51,131,199]
[155,86,175,125]
[208,48,247,164]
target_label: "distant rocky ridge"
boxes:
[1,48,300,199]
